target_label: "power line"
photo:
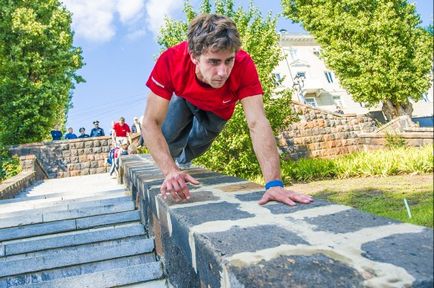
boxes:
[69,96,147,117]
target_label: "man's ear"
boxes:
[190,53,199,65]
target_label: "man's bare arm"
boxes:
[241,95,313,206]
[142,92,178,175]
[141,92,198,200]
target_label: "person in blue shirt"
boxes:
[64,127,77,140]
[50,129,62,141]
[90,120,105,137]
[78,127,90,138]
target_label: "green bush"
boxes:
[0,146,21,183]
[281,145,433,183]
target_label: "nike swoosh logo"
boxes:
[223,99,232,104]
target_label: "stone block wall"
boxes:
[120,155,433,288]
[0,155,47,199]
[9,137,112,178]
[278,102,377,159]
[359,130,434,151]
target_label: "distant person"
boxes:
[78,127,90,138]
[112,116,131,146]
[64,127,77,140]
[334,105,344,115]
[109,139,129,176]
[132,116,144,148]
[90,120,105,137]
[50,126,62,141]
[131,116,142,134]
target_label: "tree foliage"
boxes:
[282,0,432,120]
[0,145,21,183]
[0,0,84,145]
[158,0,294,179]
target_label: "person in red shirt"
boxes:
[112,116,131,146]
[142,14,312,207]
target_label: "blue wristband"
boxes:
[265,180,284,190]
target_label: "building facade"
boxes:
[273,33,433,121]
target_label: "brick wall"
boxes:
[278,102,377,159]
[9,137,112,178]
[359,130,434,150]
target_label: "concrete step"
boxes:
[120,279,168,287]
[0,196,131,218]
[0,188,127,206]
[0,236,155,277]
[0,189,128,213]
[0,201,134,229]
[1,262,163,288]
[0,210,140,242]
[2,222,145,256]
[17,174,122,197]
[0,254,157,287]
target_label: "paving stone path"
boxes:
[0,174,166,288]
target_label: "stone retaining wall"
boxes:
[278,102,377,159]
[0,155,47,199]
[359,130,434,150]
[9,137,112,178]
[120,154,433,288]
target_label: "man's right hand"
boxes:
[161,171,199,201]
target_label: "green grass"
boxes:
[281,145,433,183]
[291,175,433,228]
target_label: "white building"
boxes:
[273,32,433,120]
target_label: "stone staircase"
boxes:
[0,174,166,288]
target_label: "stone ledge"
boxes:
[0,156,48,200]
[0,171,35,200]
[121,154,433,288]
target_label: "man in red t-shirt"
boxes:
[142,14,312,207]
[112,116,131,146]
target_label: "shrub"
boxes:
[281,145,433,182]
[0,146,21,183]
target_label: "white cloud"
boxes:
[62,0,182,42]
[117,0,145,23]
[145,0,182,36]
[63,0,117,42]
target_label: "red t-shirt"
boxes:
[112,122,131,137]
[146,41,263,120]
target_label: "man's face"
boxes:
[119,119,125,125]
[68,128,73,133]
[191,48,236,88]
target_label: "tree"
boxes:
[282,0,433,120]
[0,0,84,145]
[158,0,294,179]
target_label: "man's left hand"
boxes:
[258,187,313,206]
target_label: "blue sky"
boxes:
[63,0,433,134]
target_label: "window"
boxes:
[333,95,342,107]
[289,48,298,60]
[324,71,334,83]
[295,71,306,79]
[313,47,320,56]
[305,97,317,107]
